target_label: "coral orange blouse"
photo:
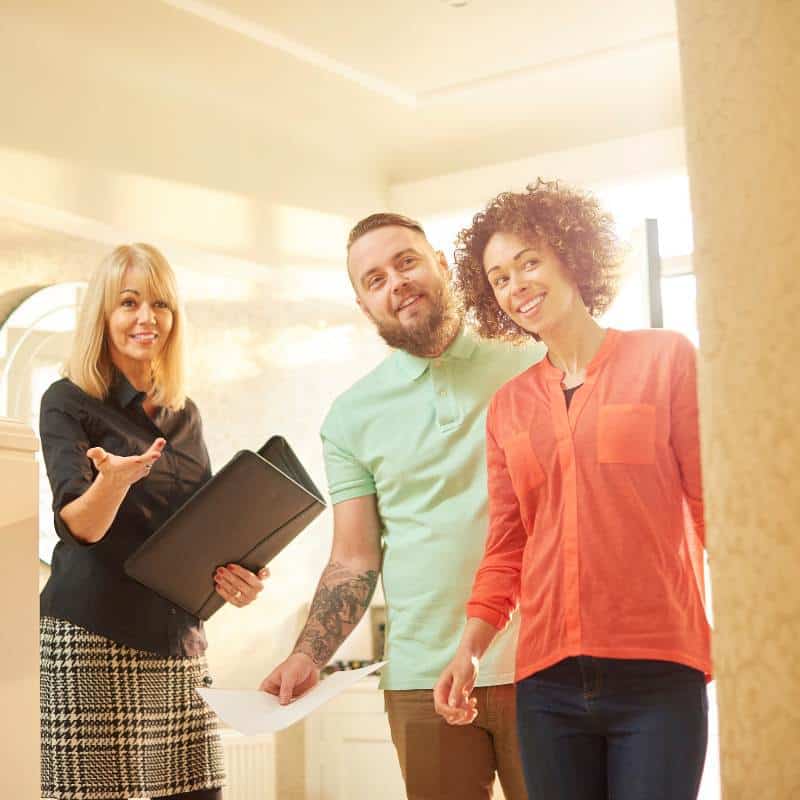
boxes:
[467,329,712,681]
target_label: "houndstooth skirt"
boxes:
[40,616,226,800]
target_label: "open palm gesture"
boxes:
[86,437,166,487]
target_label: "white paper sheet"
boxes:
[196,661,387,735]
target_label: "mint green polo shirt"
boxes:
[320,327,545,690]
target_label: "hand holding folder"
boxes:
[124,436,326,619]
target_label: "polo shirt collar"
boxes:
[109,371,146,409]
[394,326,478,382]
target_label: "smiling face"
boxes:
[106,265,174,376]
[348,225,459,356]
[483,231,582,338]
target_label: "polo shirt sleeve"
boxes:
[466,394,526,631]
[39,382,95,546]
[320,402,376,505]
[669,334,705,545]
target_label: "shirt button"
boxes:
[202,675,213,687]
[170,608,177,615]
[439,390,446,397]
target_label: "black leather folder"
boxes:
[123,436,326,619]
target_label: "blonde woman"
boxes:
[39,244,267,800]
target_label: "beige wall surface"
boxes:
[389,127,688,219]
[676,2,800,797]
[0,420,40,799]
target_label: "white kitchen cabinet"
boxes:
[306,676,406,800]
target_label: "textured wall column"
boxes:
[675,3,800,797]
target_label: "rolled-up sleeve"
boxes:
[466,396,527,631]
[39,383,94,545]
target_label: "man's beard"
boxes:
[374,283,462,358]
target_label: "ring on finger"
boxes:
[144,464,152,472]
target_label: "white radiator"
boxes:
[219,729,277,800]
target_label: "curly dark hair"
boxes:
[453,179,623,341]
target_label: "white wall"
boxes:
[388,127,687,220]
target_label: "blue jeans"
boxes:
[516,657,708,800]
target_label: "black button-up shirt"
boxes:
[39,375,212,657]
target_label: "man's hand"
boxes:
[258,497,381,708]
[433,649,479,725]
[259,653,320,705]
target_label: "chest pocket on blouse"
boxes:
[597,403,656,464]
[503,431,546,501]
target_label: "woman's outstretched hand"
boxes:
[86,437,166,487]
[59,438,168,544]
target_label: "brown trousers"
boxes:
[384,685,528,800]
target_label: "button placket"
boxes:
[550,378,582,652]
[431,360,460,430]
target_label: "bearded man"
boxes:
[260,213,542,800]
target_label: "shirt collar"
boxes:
[394,326,478,382]
[538,328,621,381]
[109,371,146,409]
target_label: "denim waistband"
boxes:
[531,656,703,693]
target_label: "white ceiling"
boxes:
[205,0,679,96]
[6,0,683,183]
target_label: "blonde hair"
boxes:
[66,243,186,410]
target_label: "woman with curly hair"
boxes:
[433,180,711,800]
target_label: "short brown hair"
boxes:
[454,179,622,342]
[347,212,427,251]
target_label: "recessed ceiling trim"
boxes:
[159,1,676,111]
[417,32,677,105]
[160,0,418,107]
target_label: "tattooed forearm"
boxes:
[293,561,379,667]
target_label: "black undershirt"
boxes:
[563,384,583,409]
